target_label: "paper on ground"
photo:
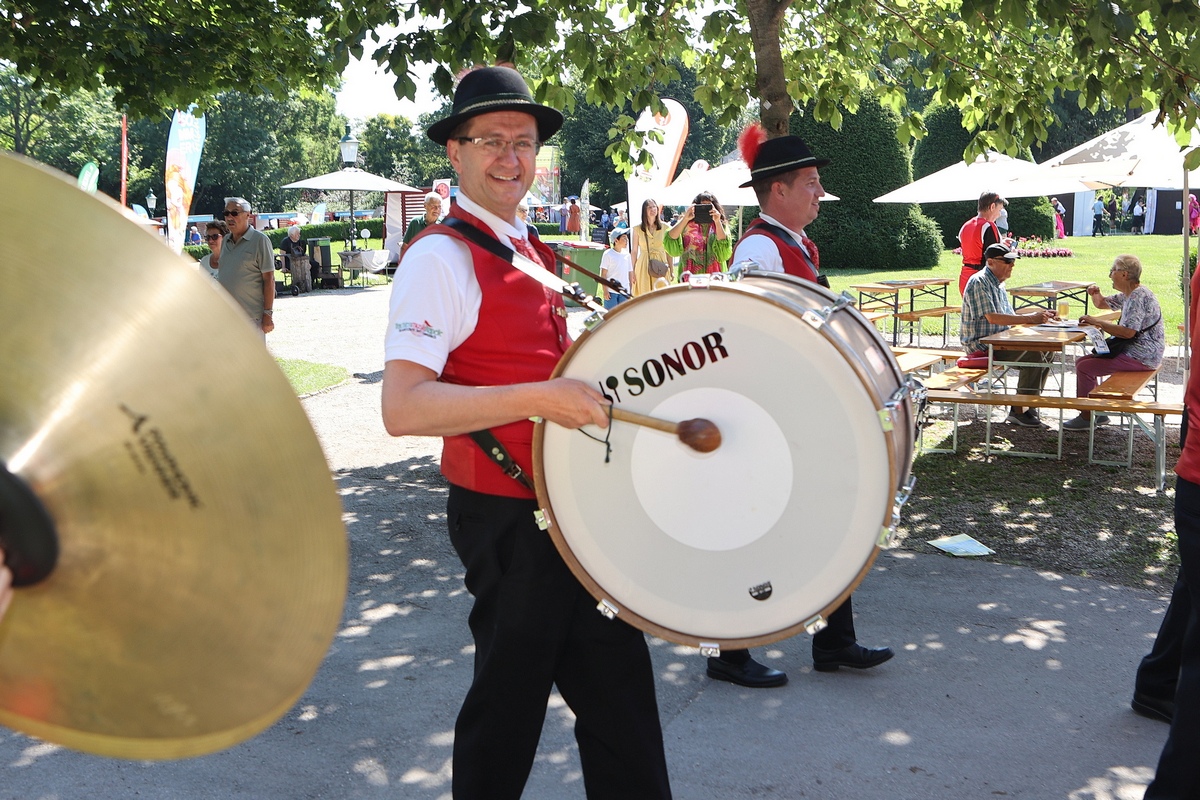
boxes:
[927,533,996,557]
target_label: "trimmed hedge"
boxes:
[791,96,941,271]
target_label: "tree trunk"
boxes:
[745,0,793,139]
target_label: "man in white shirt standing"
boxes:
[380,66,672,800]
[708,124,894,690]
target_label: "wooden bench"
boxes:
[891,346,964,366]
[923,389,1182,490]
[1087,369,1158,401]
[922,368,987,391]
[893,305,961,347]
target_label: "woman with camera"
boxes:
[664,191,732,279]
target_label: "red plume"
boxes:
[739,123,767,169]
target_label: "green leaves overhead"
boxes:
[7,0,1200,164]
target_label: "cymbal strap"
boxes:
[0,462,59,586]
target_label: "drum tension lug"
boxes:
[804,615,828,635]
[533,509,550,531]
[877,407,896,432]
[583,311,605,331]
[698,643,721,658]
[878,525,897,547]
[596,599,619,620]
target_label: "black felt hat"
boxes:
[427,67,564,145]
[738,136,831,187]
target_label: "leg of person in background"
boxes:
[1134,570,1186,723]
[707,596,893,687]
[1064,353,1145,429]
[1143,477,1200,799]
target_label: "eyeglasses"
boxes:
[453,136,542,157]
[223,209,243,217]
[205,233,222,241]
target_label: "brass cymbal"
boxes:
[0,152,347,759]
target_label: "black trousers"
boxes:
[1144,477,1200,799]
[720,594,859,666]
[446,485,672,800]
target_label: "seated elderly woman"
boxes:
[1064,254,1165,430]
[278,223,315,289]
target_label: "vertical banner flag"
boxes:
[580,180,591,242]
[77,162,99,193]
[532,146,561,205]
[627,99,689,226]
[164,107,206,254]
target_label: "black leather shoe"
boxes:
[706,656,788,688]
[812,643,894,673]
[1132,691,1175,723]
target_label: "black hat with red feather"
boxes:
[737,123,830,188]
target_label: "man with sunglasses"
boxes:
[382,66,672,799]
[216,197,275,336]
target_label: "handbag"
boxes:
[1093,312,1160,359]
[643,229,670,278]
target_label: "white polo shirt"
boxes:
[729,213,814,273]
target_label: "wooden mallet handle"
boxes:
[609,408,721,453]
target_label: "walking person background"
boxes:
[630,198,671,295]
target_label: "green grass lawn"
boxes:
[825,233,1193,333]
[276,358,348,396]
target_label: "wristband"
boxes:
[262,309,273,315]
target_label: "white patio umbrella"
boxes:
[873,152,1052,203]
[282,168,420,244]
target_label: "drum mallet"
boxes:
[609,408,722,453]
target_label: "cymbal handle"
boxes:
[0,462,59,586]
[609,407,679,435]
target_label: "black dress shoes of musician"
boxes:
[706,655,788,688]
[1131,691,1175,723]
[812,643,895,673]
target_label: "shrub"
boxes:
[791,95,941,271]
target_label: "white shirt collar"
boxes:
[455,193,526,244]
[759,212,807,246]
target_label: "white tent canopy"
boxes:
[654,158,838,208]
[874,152,1071,203]
[1005,112,1200,193]
[282,168,419,193]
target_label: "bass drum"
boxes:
[533,277,916,650]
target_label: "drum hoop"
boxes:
[533,282,904,648]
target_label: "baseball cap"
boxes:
[984,242,1019,261]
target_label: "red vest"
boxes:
[1179,265,1200,483]
[741,221,819,282]
[958,216,999,267]
[410,206,570,498]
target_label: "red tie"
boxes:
[801,235,819,269]
[510,236,547,270]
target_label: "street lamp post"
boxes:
[339,125,359,249]
[146,189,157,218]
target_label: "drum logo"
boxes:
[599,331,729,402]
[749,581,772,601]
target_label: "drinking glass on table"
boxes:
[1057,301,1070,320]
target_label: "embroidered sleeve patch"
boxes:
[395,320,444,339]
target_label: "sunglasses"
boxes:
[205,233,222,241]
[222,209,243,217]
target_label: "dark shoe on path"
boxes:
[1006,410,1043,428]
[1131,692,1175,723]
[812,644,895,673]
[706,656,788,688]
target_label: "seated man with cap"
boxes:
[702,124,893,689]
[381,65,672,799]
[961,241,1056,427]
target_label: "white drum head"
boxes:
[536,284,895,647]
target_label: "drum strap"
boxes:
[747,221,830,288]
[441,218,626,303]
[468,429,536,491]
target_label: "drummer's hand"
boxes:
[0,557,13,624]
[540,378,613,429]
